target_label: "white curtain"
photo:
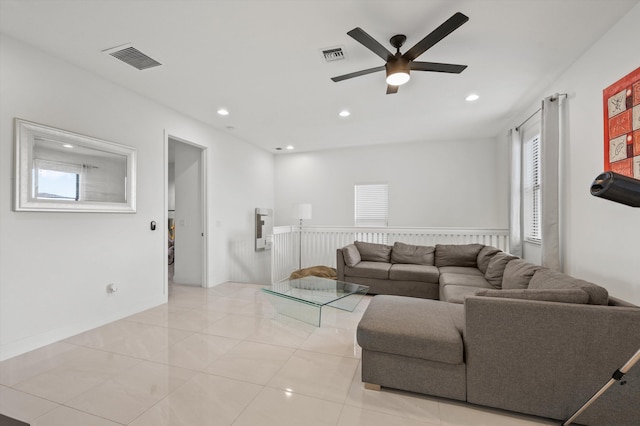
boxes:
[540,95,564,270]
[508,128,523,257]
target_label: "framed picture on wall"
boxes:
[603,67,640,179]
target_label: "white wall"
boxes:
[274,138,508,229]
[506,3,640,305]
[0,34,274,360]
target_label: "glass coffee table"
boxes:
[262,276,369,326]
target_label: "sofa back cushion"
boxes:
[484,252,518,289]
[342,244,361,267]
[435,244,484,267]
[528,269,609,305]
[390,242,435,265]
[476,246,501,274]
[477,288,590,304]
[502,259,542,290]
[354,241,392,263]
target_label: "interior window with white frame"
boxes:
[523,135,541,243]
[354,183,388,227]
[354,183,389,244]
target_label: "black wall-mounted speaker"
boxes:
[590,171,640,207]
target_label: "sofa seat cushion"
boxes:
[439,273,492,289]
[357,295,464,365]
[344,261,391,280]
[438,266,483,276]
[528,269,609,305]
[441,285,489,304]
[389,264,439,283]
[447,302,466,335]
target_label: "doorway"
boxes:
[167,136,207,288]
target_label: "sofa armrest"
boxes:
[336,248,346,281]
[464,296,640,423]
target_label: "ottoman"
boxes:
[356,295,467,400]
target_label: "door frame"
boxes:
[164,131,209,291]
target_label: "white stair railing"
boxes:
[271,226,509,284]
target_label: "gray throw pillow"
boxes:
[342,244,361,267]
[434,244,484,267]
[484,252,518,289]
[502,258,542,290]
[391,242,435,265]
[476,246,501,274]
[354,241,392,263]
[477,288,590,304]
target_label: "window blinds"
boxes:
[523,136,541,242]
[355,183,388,227]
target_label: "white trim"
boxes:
[164,131,209,289]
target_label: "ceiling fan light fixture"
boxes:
[385,60,410,86]
[386,71,410,86]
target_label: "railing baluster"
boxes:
[269,226,510,283]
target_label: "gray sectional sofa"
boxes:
[337,241,640,425]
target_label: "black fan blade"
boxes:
[347,27,394,62]
[410,61,467,73]
[386,85,399,95]
[402,12,469,61]
[331,65,385,82]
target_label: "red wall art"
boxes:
[603,67,640,179]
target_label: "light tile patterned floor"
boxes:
[0,282,560,425]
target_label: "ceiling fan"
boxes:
[331,12,469,94]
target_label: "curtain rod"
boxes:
[515,93,567,131]
[515,108,541,131]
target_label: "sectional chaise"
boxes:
[337,241,640,426]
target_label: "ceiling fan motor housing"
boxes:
[386,56,410,85]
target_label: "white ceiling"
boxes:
[1,0,637,153]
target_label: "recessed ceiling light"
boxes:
[285,145,295,150]
[339,110,350,117]
[465,94,479,102]
[63,144,73,148]
[217,108,229,116]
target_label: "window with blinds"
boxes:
[523,135,541,243]
[354,183,388,227]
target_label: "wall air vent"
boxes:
[320,46,346,62]
[103,44,161,70]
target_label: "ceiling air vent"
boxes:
[320,46,346,62]
[103,44,161,70]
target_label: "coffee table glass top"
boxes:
[262,276,369,326]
